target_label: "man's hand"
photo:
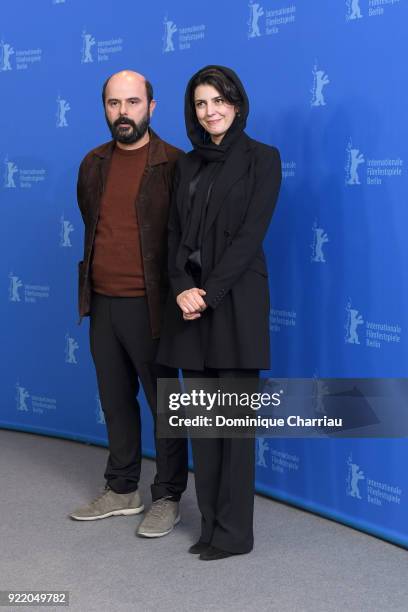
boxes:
[176,288,207,319]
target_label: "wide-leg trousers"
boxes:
[90,292,188,500]
[183,368,258,554]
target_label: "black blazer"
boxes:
[157,134,282,370]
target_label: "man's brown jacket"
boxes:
[76,129,183,338]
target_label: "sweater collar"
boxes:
[93,129,168,166]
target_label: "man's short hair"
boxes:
[102,74,154,106]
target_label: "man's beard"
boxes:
[106,111,150,144]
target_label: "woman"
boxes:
[158,65,281,560]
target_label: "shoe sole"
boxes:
[137,514,180,538]
[70,505,144,521]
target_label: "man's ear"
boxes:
[149,99,157,117]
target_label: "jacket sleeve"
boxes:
[76,159,87,225]
[203,146,282,309]
[168,161,197,297]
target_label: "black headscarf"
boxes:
[184,64,249,162]
[181,65,250,278]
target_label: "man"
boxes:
[70,70,188,538]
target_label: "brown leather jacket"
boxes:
[76,129,183,339]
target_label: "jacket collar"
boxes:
[92,128,168,167]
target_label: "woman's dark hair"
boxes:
[190,68,243,113]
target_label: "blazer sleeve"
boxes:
[203,146,282,309]
[76,159,87,224]
[168,161,197,297]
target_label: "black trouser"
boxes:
[90,292,188,500]
[183,368,258,554]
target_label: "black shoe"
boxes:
[189,540,209,554]
[199,545,234,561]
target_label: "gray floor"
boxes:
[1,429,407,612]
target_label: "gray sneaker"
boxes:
[70,487,144,521]
[136,498,180,538]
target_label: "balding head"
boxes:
[102,70,154,106]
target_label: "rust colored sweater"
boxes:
[91,143,149,296]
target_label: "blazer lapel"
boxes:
[203,136,251,237]
[93,142,114,217]
[178,155,202,225]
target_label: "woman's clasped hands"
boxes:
[176,288,207,321]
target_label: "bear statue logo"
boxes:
[345,140,365,185]
[56,95,70,128]
[256,438,269,467]
[346,0,363,21]
[345,299,364,345]
[9,272,23,302]
[0,40,14,71]
[163,17,177,52]
[81,30,96,63]
[248,2,264,38]
[311,221,329,263]
[4,156,18,188]
[16,383,30,412]
[60,216,74,247]
[65,333,79,364]
[311,63,330,107]
[346,454,365,499]
[96,394,106,425]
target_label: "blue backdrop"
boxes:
[2,0,407,548]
